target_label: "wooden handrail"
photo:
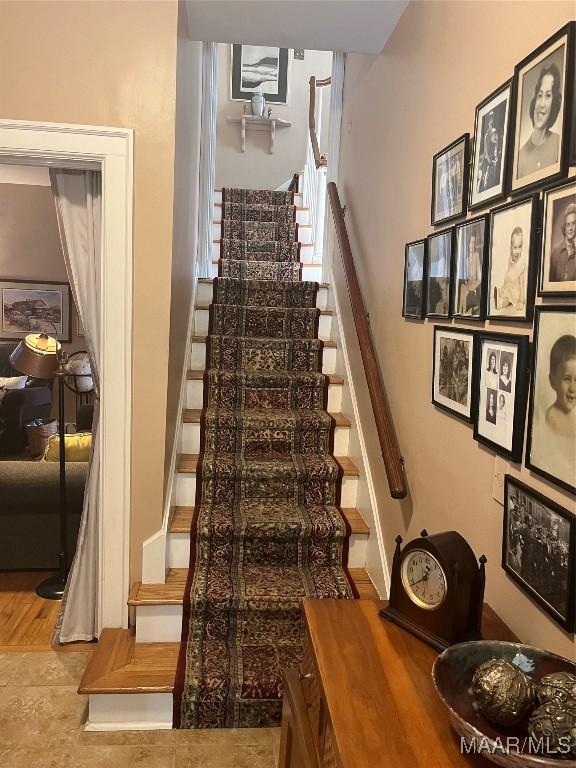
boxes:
[327,182,407,499]
[287,172,300,193]
[308,76,327,170]
[315,76,332,87]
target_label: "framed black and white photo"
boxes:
[431,134,469,225]
[426,228,453,318]
[511,23,575,195]
[503,475,575,632]
[526,306,576,494]
[539,179,576,296]
[402,239,426,319]
[473,331,530,462]
[432,326,475,422]
[486,195,539,322]
[230,44,290,104]
[0,279,71,342]
[469,80,513,211]
[452,215,488,320]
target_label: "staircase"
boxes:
[79,182,379,731]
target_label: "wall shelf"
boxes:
[226,116,291,154]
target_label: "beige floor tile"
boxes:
[173,726,274,747]
[0,654,22,685]
[8,651,92,686]
[0,686,87,730]
[78,728,177,746]
[0,748,74,768]
[174,743,276,768]
[69,745,175,768]
[0,719,79,750]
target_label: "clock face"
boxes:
[400,549,447,611]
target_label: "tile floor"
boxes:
[0,651,281,768]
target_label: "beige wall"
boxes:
[215,46,332,190]
[0,1,179,581]
[338,1,575,656]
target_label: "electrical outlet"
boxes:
[293,49,305,60]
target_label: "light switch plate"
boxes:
[293,49,305,60]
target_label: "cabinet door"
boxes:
[322,720,339,768]
[301,631,324,753]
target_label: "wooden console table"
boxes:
[279,599,517,768]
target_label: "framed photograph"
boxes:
[469,80,514,211]
[402,239,426,319]
[432,326,475,422]
[230,44,290,104]
[503,475,575,632]
[526,306,576,494]
[486,195,539,322]
[452,215,488,320]
[426,228,453,318]
[511,23,575,195]
[431,134,469,225]
[539,179,576,296]
[473,331,530,462]
[0,279,71,342]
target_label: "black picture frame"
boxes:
[452,215,489,321]
[402,239,427,320]
[431,134,470,226]
[432,325,476,423]
[485,195,539,323]
[426,227,454,319]
[473,330,530,462]
[510,22,575,196]
[469,80,514,212]
[503,475,575,632]
[526,305,576,495]
[0,278,72,343]
[230,44,289,105]
[538,178,576,297]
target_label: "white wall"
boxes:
[215,46,332,190]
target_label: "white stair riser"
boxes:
[189,341,336,376]
[212,222,312,243]
[136,605,183,643]
[86,694,172,731]
[213,190,304,206]
[209,262,322,281]
[185,378,342,412]
[196,281,328,309]
[181,421,349,455]
[212,241,315,263]
[175,471,358,508]
[193,308,332,340]
[213,206,309,226]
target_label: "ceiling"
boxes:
[184,1,408,54]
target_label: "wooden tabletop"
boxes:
[303,599,518,768]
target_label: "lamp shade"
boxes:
[9,333,61,379]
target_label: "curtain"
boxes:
[50,169,102,643]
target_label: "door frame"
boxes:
[0,119,133,633]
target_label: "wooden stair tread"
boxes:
[177,453,359,475]
[190,334,336,348]
[170,506,369,536]
[212,239,314,248]
[214,202,309,212]
[195,302,333,316]
[186,369,343,384]
[182,409,349,427]
[198,277,329,288]
[348,569,379,600]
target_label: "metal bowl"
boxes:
[432,641,576,767]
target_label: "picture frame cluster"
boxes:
[406,22,576,632]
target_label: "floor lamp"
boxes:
[10,333,69,600]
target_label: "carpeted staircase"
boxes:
[173,187,356,729]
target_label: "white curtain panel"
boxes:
[50,169,102,643]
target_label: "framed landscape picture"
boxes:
[526,305,576,494]
[402,239,426,319]
[452,215,488,320]
[469,80,513,211]
[511,23,575,195]
[503,475,575,631]
[431,134,469,226]
[539,178,576,296]
[473,331,530,462]
[432,326,475,422]
[486,195,539,322]
[426,228,453,319]
[230,44,290,104]
[0,279,71,342]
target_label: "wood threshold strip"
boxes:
[327,182,407,500]
[176,453,359,476]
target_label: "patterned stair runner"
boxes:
[174,187,355,729]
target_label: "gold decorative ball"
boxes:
[538,672,576,707]
[472,659,536,726]
[528,700,576,757]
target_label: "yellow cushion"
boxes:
[44,432,92,462]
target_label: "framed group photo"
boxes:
[402,239,426,319]
[526,305,576,494]
[486,195,539,322]
[469,80,514,211]
[432,326,475,422]
[473,331,530,462]
[0,279,72,342]
[452,215,488,320]
[503,475,575,632]
[511,23,575,195]
[230,44,290,104]
[426,228,453,318]
[431,134,469,225]
[539,179,576,296]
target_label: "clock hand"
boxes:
[411,566,431,587]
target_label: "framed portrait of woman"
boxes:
[402,239,427,319]
[469,80,514,211]
[425,228,453,319]
[539,179,576,296]
[485,195,539,322]
[431,134,469,226]
[511,23,575,195]
[452,215,489,321]
[432,326,475,422]
[526,306,576,495]
[473,331,530,462]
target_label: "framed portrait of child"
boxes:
[539,179,576,297]
[526,306,576,494]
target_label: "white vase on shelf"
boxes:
[250,93,265,118]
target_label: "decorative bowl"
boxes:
[432,641,576,767]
